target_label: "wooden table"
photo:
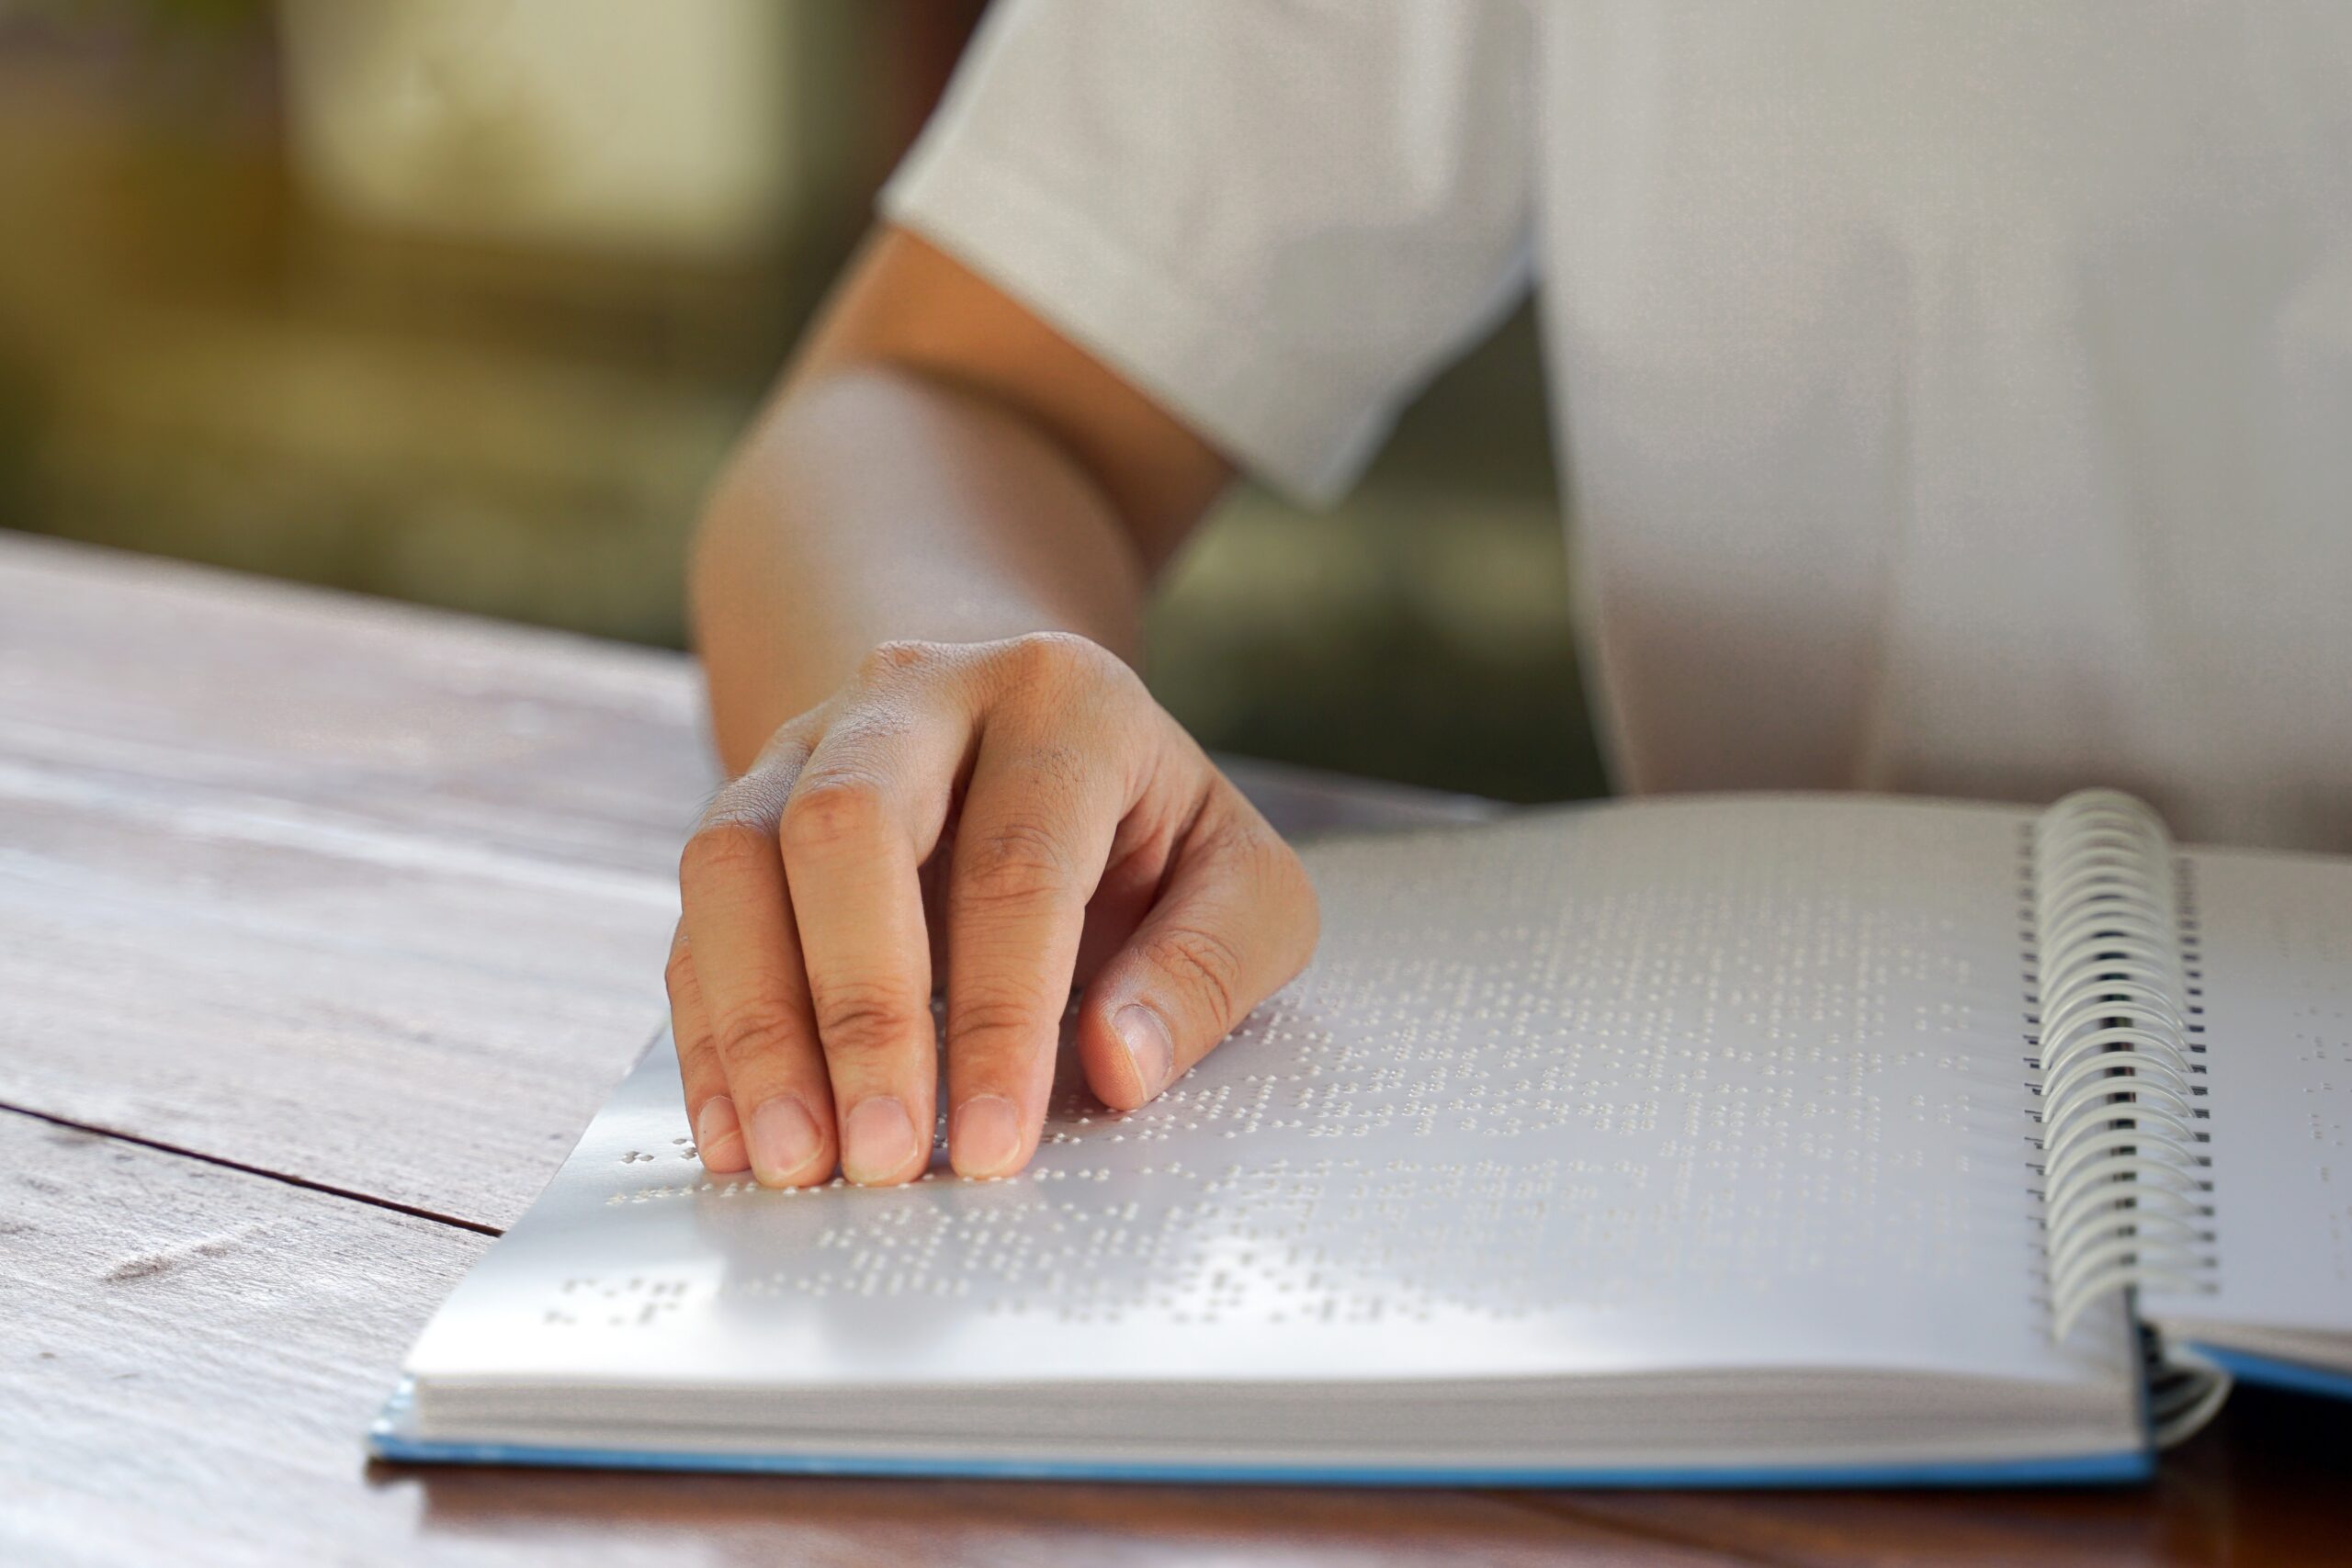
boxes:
[3,532,2345,1567]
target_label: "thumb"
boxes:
[1076,790,1319,1111]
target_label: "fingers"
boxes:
[1077,783,1319,1112]
[780,656,978,1184]
[677,740,840,1187]
[664,922,744,1172]
[673,632,1318,1190]
[943,719,1129,1178]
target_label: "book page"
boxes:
[407,796,2126,1397]
[2144,846,2352,1338]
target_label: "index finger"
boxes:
[777,684,978,1186]
[676,740,841,1188]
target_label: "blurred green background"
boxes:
[0,0,1606,804]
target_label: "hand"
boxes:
[665,633,1319,1187]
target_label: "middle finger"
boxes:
[780,701,974,1185]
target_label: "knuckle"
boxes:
[747,721,817,774]
[946,989,1050,1050]
[954,813,1077,911]
[673,1018,721,1074]
[702,764,796,833]
[1201,801,1317,917]
[814,981,926,1057]
[822,704,917,751]
[679,821,777,886]
[662,944,698,1002]
[994,631,1120,696]
[1142,922,1245,1025]
[857,638,943,683]
[1192,797,1258,856]
[712,1007,807,1072]
[779,774,890,858]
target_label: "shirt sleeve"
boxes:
[879,0,1534,506]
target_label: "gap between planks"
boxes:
[0,1100,503,1237]
[0,1097,1777,1565]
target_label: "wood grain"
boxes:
[0,535,1490,1229]
[6,532,2350,1566]
[0,532,713,876]
[15,1102,2335,1568]
[2,1110,486,1565]
[0,755,676,1229]
[0,1110,1698,1568]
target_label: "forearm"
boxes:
[671,234,1293,1188]
[691,366,1152,774]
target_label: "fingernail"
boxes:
[1114,1004,1173,1099]
[695,1095,748,1172]
[747,1095,822,1184]
[951,1094,1023,1179]
[841,1095,918,1184]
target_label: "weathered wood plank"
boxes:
[0,532,715,877]
[16,1104,2347,1568]
[0,532,1484,867]
[0,534,1492,1228]
[0,773,673,1229]
[16,534,2346,1566]
[2,1110,490,1566]
[0,1110,1696,1568]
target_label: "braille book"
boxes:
[373,791,2352,1484]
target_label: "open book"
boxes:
[372,791,2352,1484]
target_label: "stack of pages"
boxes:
[375,791,2352,1483]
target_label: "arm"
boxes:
[668,226,1319,1190]
[691,227,1229,768]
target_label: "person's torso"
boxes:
[1531,2,2352,848]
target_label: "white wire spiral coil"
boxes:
[2028,789,2225,1444]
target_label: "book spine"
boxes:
[2027,789,2224,1439]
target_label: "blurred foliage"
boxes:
[0,0,1604,804]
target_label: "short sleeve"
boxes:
[879,0,1534,506]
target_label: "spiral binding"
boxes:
[2027,789,2225,1444]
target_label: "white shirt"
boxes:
[883,1,2352,850]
